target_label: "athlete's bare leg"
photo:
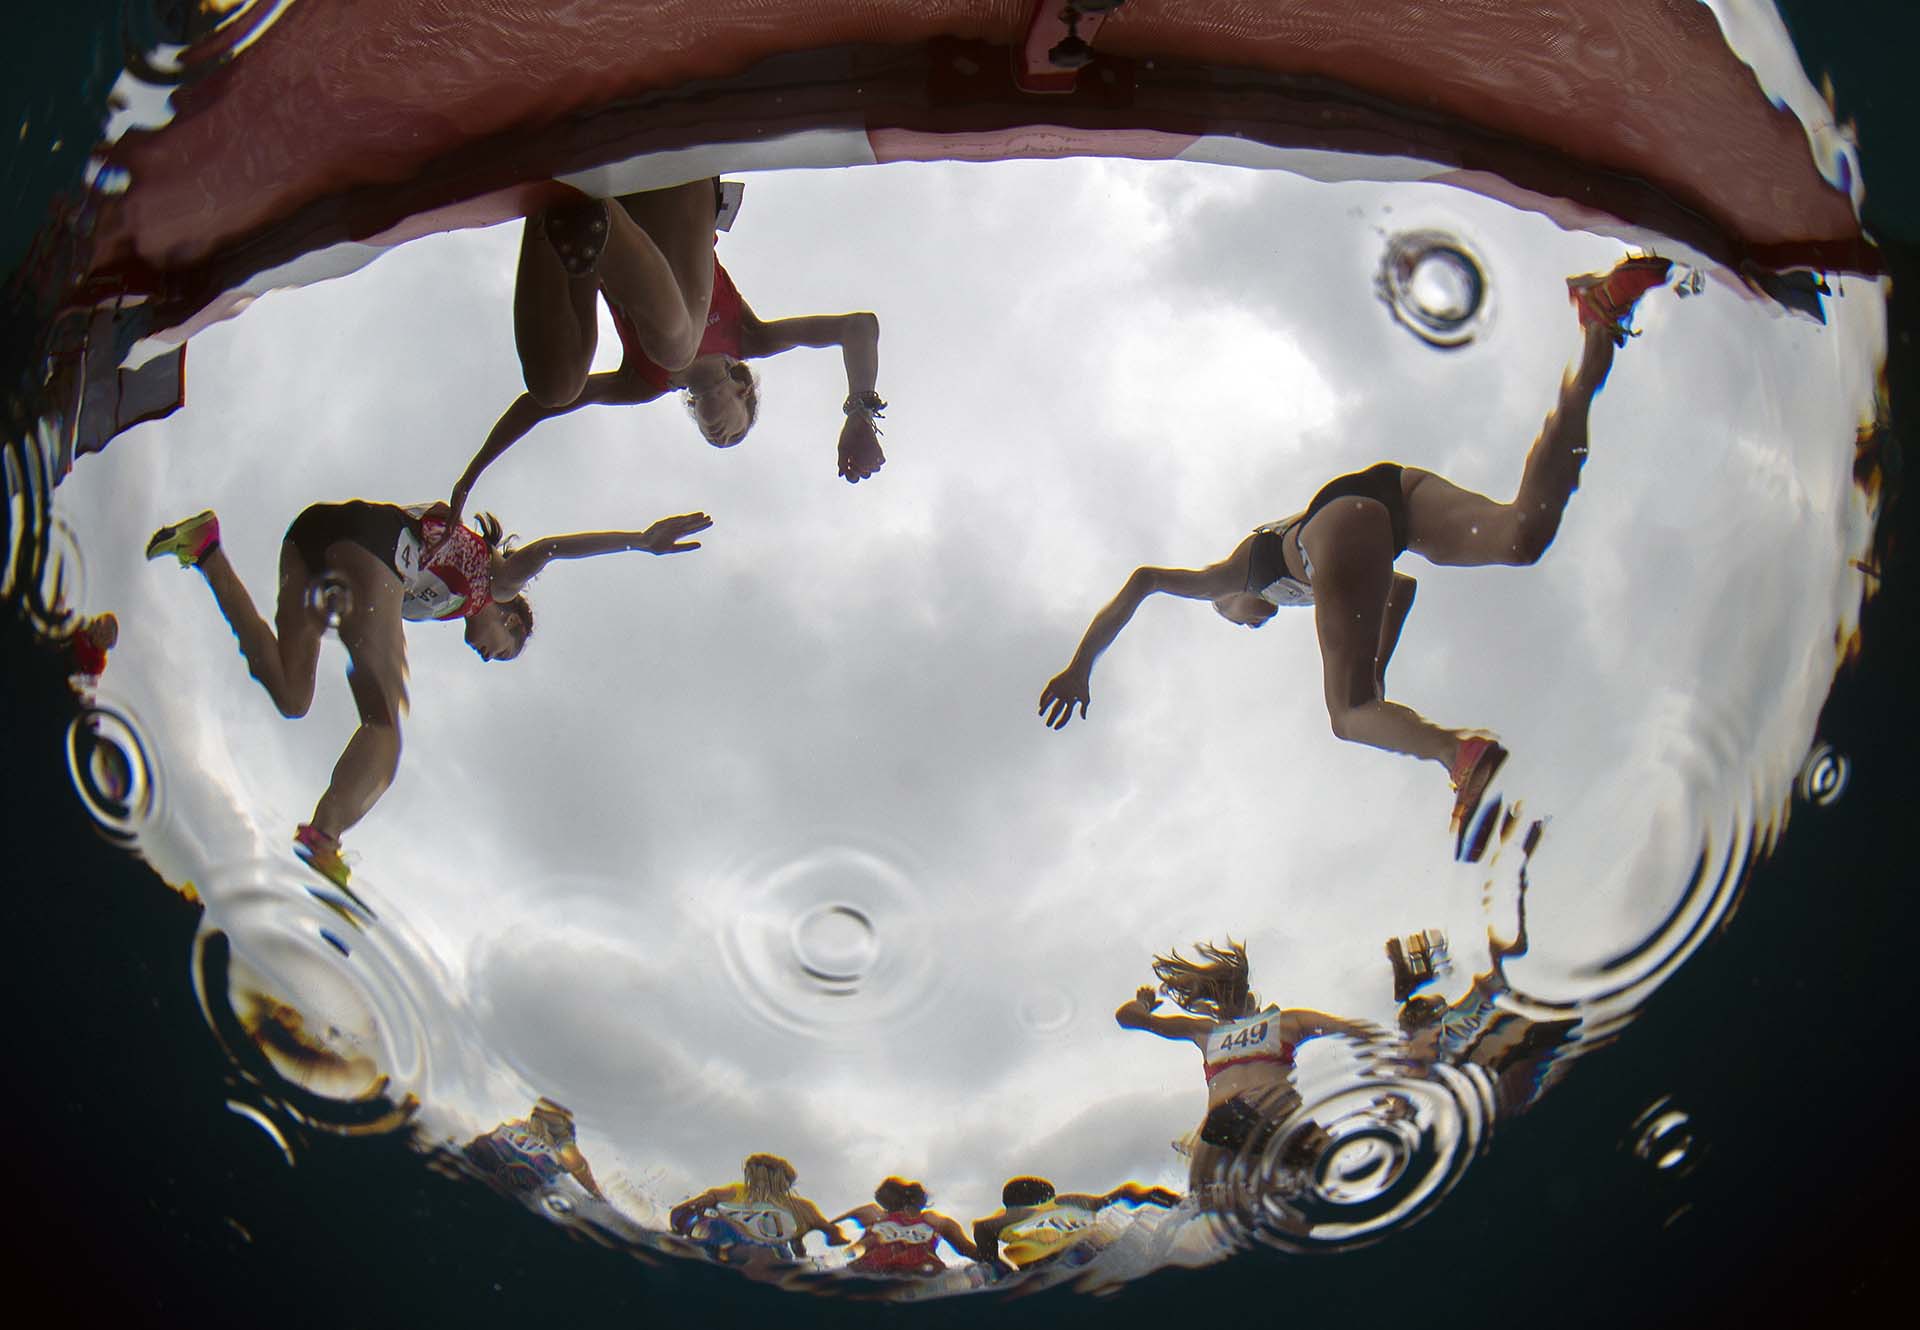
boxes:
[196,541,326,719]
[600,179,719,369]
[1302,497,1462,766]
[307,545,409,841]
[513,214,602,407]
[1401,321,1618,567]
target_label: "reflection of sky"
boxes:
[57,158,1881,1231]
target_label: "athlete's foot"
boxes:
[1567,254,1671,347]
[145,510,220,566]
[1448,737,1508,838]
[294,823,352,890]
[542,198,610,276]
[1385,929,1449,1003]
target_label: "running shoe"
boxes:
[294,823,352,890]
[1448,737,1508,839]
[542,197,609,276]
[1567,254,1672,346]
[145,510,220,566]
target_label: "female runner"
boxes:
[448,177,887,526]
[669,1153,847,1266]
[145,501,710,887]
[1116,939,1374,1194]
[1040,256,1670,835]
[834,1177,981,1277]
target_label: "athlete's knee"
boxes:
[522,361,587,410]
[1326,702,1361,743]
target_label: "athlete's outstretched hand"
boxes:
[1134,986,1159,1010]
[1038,665,1091,729]
[838,415,885,483]
[634,512,713,554]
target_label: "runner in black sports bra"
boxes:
[1039,255,1672,843]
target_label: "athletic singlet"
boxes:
[610,254,746,391]
[468,1121,565,1187]
[1247,518,1314,608]
[998,1200,1100,1267]
[852,1211,942,1273]
[1202,1007,1297,1084]
[696,1185,803,1246]
[396,508,493,621]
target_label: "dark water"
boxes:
[4,3,1919,1325]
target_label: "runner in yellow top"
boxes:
[668,1154,847,1265]
[973,1176,1179,1273]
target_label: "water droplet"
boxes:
[66,706,158,840]
[1016,983,1077,1035]
[226,1098,297,1167]
[542,1191,575,1217]
[1377,230,1491,348]
[305,574,353,627]
[1795,741,1849,806]
[1629,1098,1697,1174]
[789,903,878,987]
[720,842,939,1036]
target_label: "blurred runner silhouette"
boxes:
[835,1177,981,1276]
[146,502,710,889]
[1042,256,1671,839]
[972,1176,1179,1273]
[669,1153,847,1266]
[463,1098,606,1200]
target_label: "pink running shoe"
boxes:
[144,510,221,566]
[1448,737,1508,839]
[294,823,352,890]
[1568,255,1672,346]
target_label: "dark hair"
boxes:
[496,592,534,648]
[1152,938,1255,1020]
[874,1177,927,1212]
[1001,1177,1055,1207]
[1398,995,1446,1035]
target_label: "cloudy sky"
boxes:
[58,143,1882,1240]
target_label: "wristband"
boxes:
[843,390,887,421]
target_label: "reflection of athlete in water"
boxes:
[1040,257,1670,831]
[145,503,710,887]
[1116,940,1374,1192]
[451,178,886,524]
[835,1177,981,1276]
[972,1176,1179,1273]
[668,1153,846,1264]
[1395,821,1577,1111]
[463,1098,606,1200]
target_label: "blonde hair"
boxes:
[743,1152,797,1204]
[1152,938,1257,1020]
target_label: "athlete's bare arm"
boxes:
[793,1197,849,1247]
[669,1187,727,1233]
[1039,545,1253,730]
[833,1202,883,1228]
[558,1143,606,1200]
[1282,1008,1377,1045]
[490,512,711,599]
[971,1212,1009,1268]
[1072,1182,1180,1209]
[1115,987,1216,1046]
[930,1211,982,1262]
[450,374,666,523]
[740,304,885,482]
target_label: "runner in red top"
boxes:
[835,1177,981,1277]
[143,500,712,891]
[449,177,887,530]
